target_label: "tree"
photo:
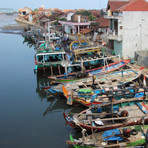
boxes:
[76,10,92,16]
[88,14,96,21]
[59,18,67,21]
[34,8,39,12]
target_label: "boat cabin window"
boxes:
[37,54,65,63]
[37,55,43,62]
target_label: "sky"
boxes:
[0,0,108,11]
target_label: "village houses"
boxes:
[105,0,148,59]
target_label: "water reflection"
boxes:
[22,35,36,49]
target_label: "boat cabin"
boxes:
[35,52,66,65]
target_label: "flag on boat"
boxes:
[143,75,146,87]
[102,66,106,73]
[88,73,93,77]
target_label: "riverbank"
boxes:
[0,13,28,34]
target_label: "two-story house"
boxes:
[59,14,91,34]
[105,0,148,59]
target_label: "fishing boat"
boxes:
[48,59,131,82]
[63,93,148,132]
[64,33,108,70]
[61,68,143,106]
[34,50,67,73]
[44,68,143,103]
[66,125,148,147]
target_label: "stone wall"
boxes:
[135,51,148,68]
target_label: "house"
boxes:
[93,17,109,33]
[19,7,32,16]
[65,11,75,21]
[49,10,64,21]
[34,13,50,27]
[59,14,91,34]
[88,10,101,18]
[105,0,148,59]
[71,14,89,22]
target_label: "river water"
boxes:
[0,14,84,148]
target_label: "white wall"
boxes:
[29,14,32,23]
[64,25,69,33]
[66,12,74,21]
[122,11,148,59]
[118,19,123,36]
[78,15,81,23]
[23,8,32,14]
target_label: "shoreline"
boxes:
[0,24,26,34]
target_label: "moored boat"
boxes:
[48,59,131,82]
[62,68,143,106]
[63,95,148,132]
[66,125,148,147]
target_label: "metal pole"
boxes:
[65,65,68,75]
[81,58,83,73]
[118,54,120,66]
[50,65,53,76]
[103,56,105,74]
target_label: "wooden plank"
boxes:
[82,115,145,122]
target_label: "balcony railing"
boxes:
[106,30,123,41]
[104,14,123,20]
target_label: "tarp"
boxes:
[78,89,92,94]
[103,129,123,142]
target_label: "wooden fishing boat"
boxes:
[66,125,148,148]
[34,50,67,73]
[62,68,143,106]
[48,59,131,82]
[63,95,148,132]
[64,86,145,107]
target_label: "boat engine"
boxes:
[76,73,83,78]
[123,128,131,137]
[120,110,128,117]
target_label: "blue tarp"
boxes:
[102,129,123,142]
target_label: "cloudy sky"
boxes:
[0,0,108,10]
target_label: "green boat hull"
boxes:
[70,125,148,148]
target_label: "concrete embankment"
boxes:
[15,17,44,30]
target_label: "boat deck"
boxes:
[78,125,145,147]
[76,102,148,127]
[66,70,140,93]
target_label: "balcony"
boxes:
[103,30,123,41]
[104,14,123,20]
[104,11,123,20]
[108,30,123,41]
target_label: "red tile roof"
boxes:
[88,10,101,17]
[118,0,148,11]
[80,28,93,34]
[95,17,109,27]
[107,1,129,12]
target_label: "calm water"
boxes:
[0,18,85,147]
[0,13,18,27]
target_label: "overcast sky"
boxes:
[0,0,108,10]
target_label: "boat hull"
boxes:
[48,59,131,82]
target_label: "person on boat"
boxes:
[92,75,96,89]
[82,66,86,73]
